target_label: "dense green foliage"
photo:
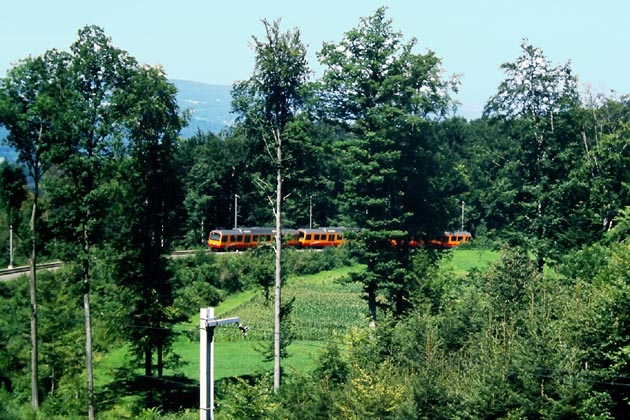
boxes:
[2,5,630,419]
[213,247,630,419]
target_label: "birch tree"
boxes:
[484,40,580,268]
[232,19,309,390]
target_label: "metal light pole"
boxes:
[8,224,13,269]
[234,194,240,229]
[200,308,240,420]
[309,195,312,229]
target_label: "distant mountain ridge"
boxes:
[0,80,233,162]
[172,80,234,137]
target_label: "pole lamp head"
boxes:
[238,323,250,337]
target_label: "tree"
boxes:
[42,26,138,419]
[575,95,630,237]
[178,131,249,244]
[114,64,186,381]
[483,40,581,267]
[0,49,70,411]
[232,18,310,390]
[316,7,458,320]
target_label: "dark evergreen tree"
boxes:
[0,162,27,267]
[178,130,250,242]
[113,64,186,380]
[316,7,459,320]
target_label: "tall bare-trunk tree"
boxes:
[0,50,69,411]
[232,19,309,390]
[44,26,138,419]
[273,127,283,390]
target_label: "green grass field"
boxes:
[168,265,368,380]
[95,249,499,388]
[439,248,500,278]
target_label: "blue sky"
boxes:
[2,0,628,118]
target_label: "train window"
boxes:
[315,234,321,240]
[244,235,251,243]
[306,234,312,240]
[228,236,234,242]
[221,235,227,243]
[235,235,243,242]
[328,235,334,241]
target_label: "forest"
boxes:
[2,6,630,419]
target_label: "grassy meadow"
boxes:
[95,248,500,390]
[439,247,500,279]
[168,265,369,380]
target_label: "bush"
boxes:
[284,246,354,276]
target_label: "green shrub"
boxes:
[284,246,354,276]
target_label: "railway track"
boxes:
[0,247,302,281]
[0,262,62,281]
[0,251,215,281]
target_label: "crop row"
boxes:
[216,267,368,342]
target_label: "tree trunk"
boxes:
[367,281,377,325]
[145,347,152,377]
[157,343,163,378]
[83,277,95,420]
[29,199,39,410]
[83,222,95,420]
[274,129,282,391]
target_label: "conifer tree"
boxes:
[316,7,458,320]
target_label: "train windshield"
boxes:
[210,232,221,241]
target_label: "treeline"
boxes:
[1,5,630,418]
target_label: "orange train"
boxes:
[207,227,346,251]
[207,226,471,251]
[426,231,472,249]
[392,231,472,249]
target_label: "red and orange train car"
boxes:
[207,227,347,251]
